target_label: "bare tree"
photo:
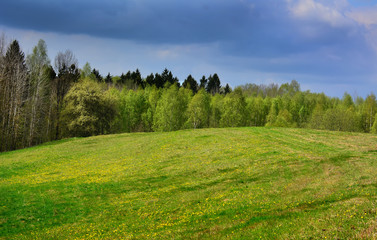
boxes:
[54,50,78,74]
[52,50,79,139]
[25,39,51,146]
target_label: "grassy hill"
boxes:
[1,127,377,239]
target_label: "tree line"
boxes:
[1,36,377,152]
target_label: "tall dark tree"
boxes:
[145,73,155,86]
[0,40,29,151]
[52,50,80,139]
[182,74,198,94]
[154,73,164,88]
[161,68,179,87]
[224,84,232,95]
[105,73,112,84]
[91,68,103,82]
[206,73,221,95]
[199,75,207,89]
[132,69,143,88]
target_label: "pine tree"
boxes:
[182,74,198,94]
[206,73,221,95]
[0,40,29,151]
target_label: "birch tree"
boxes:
[25,39,51,146]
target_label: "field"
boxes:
[1,127,377,239]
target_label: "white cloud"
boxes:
[346,6,377,52]
[287,0,351,27]
[346,6,377,26]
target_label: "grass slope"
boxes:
[1,127,377,239]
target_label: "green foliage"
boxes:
[120,89,149,132]
[80,62,91,79]
[371,113,377,134]
[186,88,211,129]
[220,88,248,127]
[322,107,360,132]
[3,34,377,152]
[61,79,117,137]
[153,84,189,131]
[209,94,223,128]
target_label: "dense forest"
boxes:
[1,36,377,152]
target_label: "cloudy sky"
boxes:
[1,0,377,97]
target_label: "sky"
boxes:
[1,0,377,97]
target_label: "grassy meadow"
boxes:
[1,127,377,239]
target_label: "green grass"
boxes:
[1,127,377,239]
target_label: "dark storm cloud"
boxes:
[1,0,377,96]
[0,0,258,44]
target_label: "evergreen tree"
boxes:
[182,74,198,94]
[206,73,221,95]
[199,75,207,89]
[91,68,103,82]
[145,73,155,87]
[224,84,232,95]
[0,40,29,151]
[105,73,112,84]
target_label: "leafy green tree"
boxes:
[120,89,149,132]
[220,88,248,127]
[362,94,376,132]
[309,104,325,130]
[186,88,211,129]
[209,94,223,128]
[246,95,265,126]
[104,87,122,133]
[342,92,354,110]
[266,98,281,126]
[80,62,91,79]
[273,109,295,128]
[322,107,358,132]
[279,80,300,96]
[371,113,377,134]
[153,84,188,131]
[143,86,160,131]
[61,79,117,137]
